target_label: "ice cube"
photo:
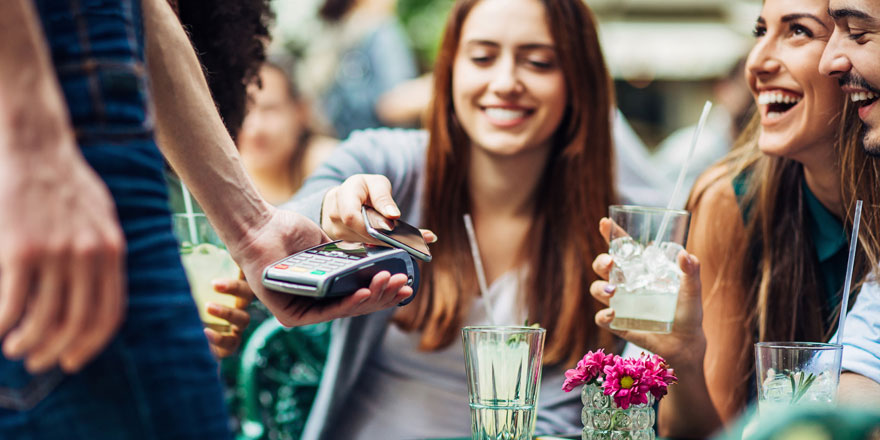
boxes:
[659,242,685,263]
[802,371,835,404]
[762,375,793,404]
[610,237,642,262]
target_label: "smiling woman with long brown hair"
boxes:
[281,0,621,438]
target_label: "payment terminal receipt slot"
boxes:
[261,241,420,306]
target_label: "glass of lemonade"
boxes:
[755,342,843,414]
[462,326,545,440]
[172,213,240,331]
[607,205,691,333]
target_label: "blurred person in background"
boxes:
[237,59,338,206]
[589,0,875,436]
[298,0,419,138]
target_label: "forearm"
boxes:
[838,372,880,406]
[141,0,268,249]
[657,360,721,438]
[0,0,74,153]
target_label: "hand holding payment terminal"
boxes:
[261,206,431,306]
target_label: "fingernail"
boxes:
[212,280,228,290]
[604,284,616,294]
[598,254,612,267]
[385,205,400,217]
[206,302,220,313]
[426,232,438,243]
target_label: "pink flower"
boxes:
[601,357,653,409]
[561,349,615,392]
[640,354,678,400]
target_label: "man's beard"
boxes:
[841,73,880,156]
[860,124,880,157]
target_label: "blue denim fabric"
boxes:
[0,1,230,438]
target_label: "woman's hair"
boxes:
[394,0,618,366]
[689,108,868,407]
[319,0,356,22]
[840,103,880,277]
[174,0,273,141]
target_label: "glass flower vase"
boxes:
[581,383,655,440]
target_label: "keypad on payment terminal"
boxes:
[272,248,364,277]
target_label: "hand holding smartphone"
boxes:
[361,205,432,262]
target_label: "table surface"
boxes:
[423,435,581,440]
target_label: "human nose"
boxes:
[819,28,851,78]
[487,55,523,96]
[746,37,781,79]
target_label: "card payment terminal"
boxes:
[261,241,420,305]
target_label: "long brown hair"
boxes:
[840,102,880,277]
[689,108,868,406]
[393,0,618,366]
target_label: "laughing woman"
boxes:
[589,0,871,436]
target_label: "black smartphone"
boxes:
[361,205,432,262]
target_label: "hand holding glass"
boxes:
[172,214,240,331]
[607,205,690,333]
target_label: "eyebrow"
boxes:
[464,40,555,51]
[781,13,830,30]
[828,7,871,20]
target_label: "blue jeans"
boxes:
[0,1,229,438]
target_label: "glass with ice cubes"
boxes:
[755,342,842,414]
[607,205,691,333]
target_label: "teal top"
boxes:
[732,171,848,321]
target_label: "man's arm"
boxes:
[839,372,880,406]
[0,0,126,374]
[141,0,413,325]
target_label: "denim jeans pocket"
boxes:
[0,360,65,411]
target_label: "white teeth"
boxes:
[485,107,527,121]
[850,91,877,103]
[758,91,802,105]
[767,111,784,119]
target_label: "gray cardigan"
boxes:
[285,127,651,439]
[284,129,430,440]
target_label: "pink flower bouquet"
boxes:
[562,350,677,409]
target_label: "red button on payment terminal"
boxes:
[274,264,289,270]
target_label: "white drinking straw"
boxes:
[463,214,496,326]
[653,100,713,244]
[180,181,199,245]
[836,200,863,345]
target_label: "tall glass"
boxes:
[607,205,690,333]
[172,213,240,331]
[755,342,842,414]
[462,326,545,440]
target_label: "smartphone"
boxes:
[361,205,432,262]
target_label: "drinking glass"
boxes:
[462,326,545,440]
[172,213,240,331]
[755,342,842,414]
[607,205,690,333]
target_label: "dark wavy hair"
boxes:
[174,0,274,141]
